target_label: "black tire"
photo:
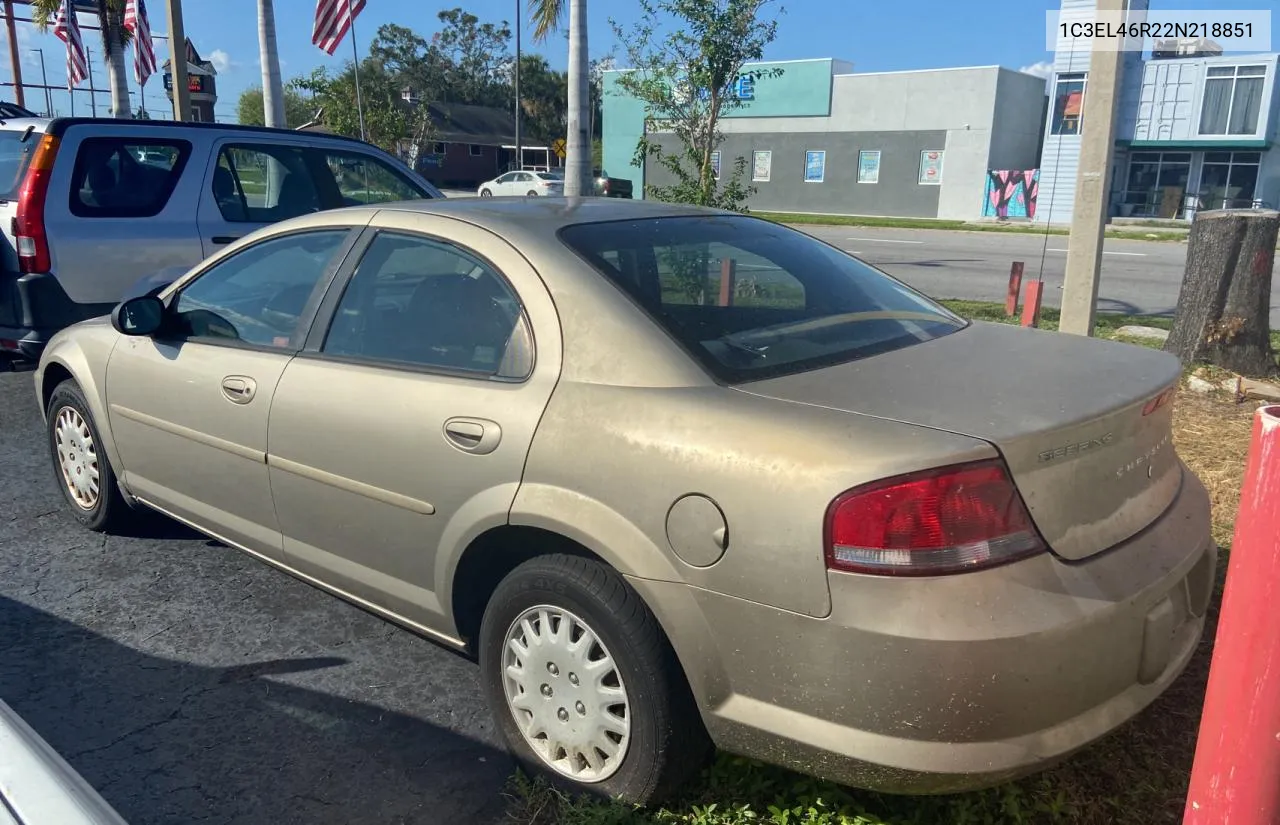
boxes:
[480,188,493,197]
[526,190,539,197]
[46,379,133,532]
[479,554,711,804]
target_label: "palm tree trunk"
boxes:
[562,0,590,197]
[258,0,286,128]
[97,1,130,117]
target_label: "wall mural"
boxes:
[982,170,1039,219]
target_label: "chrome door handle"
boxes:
[443,417,502,455]
[220,375,257,405]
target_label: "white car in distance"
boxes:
[476,170,564,197]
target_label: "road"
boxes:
[0,373,510,825]
[797,224,1280,328]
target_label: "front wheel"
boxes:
[479,188,493,197]
[46,379,134,532]
[526,190,539,197]
[479,554,711,804]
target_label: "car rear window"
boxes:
[69,137,191,218]
[0,129,35,201]
[559,215,966,383]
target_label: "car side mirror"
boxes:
[111,295,166,336]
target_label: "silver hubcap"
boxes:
[54,407,99,510]
[502,605,630,783]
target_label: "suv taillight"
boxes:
[14,133,58,274]
[824,459,1045,576]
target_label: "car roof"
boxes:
[0,117,52,132]
[371,196,729,234]
[42,117,381,148]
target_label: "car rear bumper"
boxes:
[0,272,113,360]
[650,464,1215,794]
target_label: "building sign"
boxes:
[163,73,207,94]
[695,74,756,101]
[919,150,944,184]
[752,150,772,182]
[711,151,722,180]
[857,150,880,184]
[804,150,826,183]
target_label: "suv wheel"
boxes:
[479,554,710,804]
[46,380,134,532]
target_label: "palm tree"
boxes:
[33,0,132,118]
[529,0,590,197]
[258,0,286,128]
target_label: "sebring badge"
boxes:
[1038,433,1114,463]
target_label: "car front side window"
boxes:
[171,229,350,349]
[323,150,428,205]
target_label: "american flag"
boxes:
[52,0,89,89]
[123,0,156,86]
[312,0,366,56]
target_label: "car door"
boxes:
[489,172,514,195]
[196,140,327,258]
[264,210,562,634]
[105,224,361,558]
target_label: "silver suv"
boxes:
[0,117,442,362]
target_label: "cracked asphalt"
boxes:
[0,371,512,824]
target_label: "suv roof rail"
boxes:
[45,116,372,146]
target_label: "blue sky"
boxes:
[4,0,1278,121]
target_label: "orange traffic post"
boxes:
[1005,261,1024,317]
[1020,280,1042,328]
[1185,404,1280,825]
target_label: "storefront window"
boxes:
[1197,152,1262,210]
[1051,73,1086,135]
[1122,152,1191,218]
[1199,65,1267,136]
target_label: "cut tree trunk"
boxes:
[1163,208,1279,377]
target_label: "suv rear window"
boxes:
[69,138,191,218]
[559,215,966,383]
[0,129,35,201]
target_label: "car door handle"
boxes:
[211,236,240,245]
[220,375,257,405]
[443,417,502,455]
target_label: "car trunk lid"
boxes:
[735,321,1183,561]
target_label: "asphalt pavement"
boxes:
[0,372,510,825]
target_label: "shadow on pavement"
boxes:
[0,595,512,825]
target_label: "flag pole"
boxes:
[347,0,365,141]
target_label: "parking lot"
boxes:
[0,371,511,824]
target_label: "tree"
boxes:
[293,63,435,160]
[258,0,286,128]
[32,0,132,118]
[515,54,566,144]
[530,0,590,196]
[237,86,315,129]
[1164,209,1279,377]
[434,8,512,108]
[610,0,781,210]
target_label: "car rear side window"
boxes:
[213,144,322,223]
[322,232,531,378]
[0,129,35,201]
[559,215,966,383]
[321,150,428,206]
[69,138,191,218]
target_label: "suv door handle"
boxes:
[221,375,257,404]
[443,417,502,455]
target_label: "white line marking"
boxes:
[1047,248,1147,257]
[843,249,863,254]
[847,237,926,245]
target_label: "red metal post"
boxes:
[1185,404,1280,825]
[4,1,24,109]
[1005,261,1024,317]
[1020,280,1042,328]
[718,257,736,307]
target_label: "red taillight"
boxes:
[14,133,58,274]
[824,459,1045,576]
[1142,386,1176,416]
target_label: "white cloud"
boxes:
[209,49,233,73]
[1019,61,1054,80]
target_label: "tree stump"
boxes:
[1164,209,1279,377]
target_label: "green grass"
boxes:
[752,212,1189,243]
[505,300,1257,825]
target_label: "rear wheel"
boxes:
[46,379,133,532]
[479,554,710,804]
[526,189,539,197]
[480,188,493,197]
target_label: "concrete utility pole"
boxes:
[164,0,190,121]
[1059,0,1128,336]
